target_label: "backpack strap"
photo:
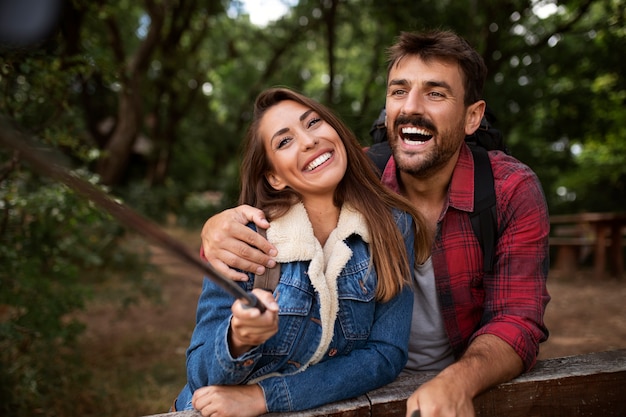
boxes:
[369,107,388,144]
[365,141,393,175]
[365,141,498,273]
[253,228,281,292]
[468,145,498,273]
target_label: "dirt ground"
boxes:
[77,229,626,413]
[539,269,626,359]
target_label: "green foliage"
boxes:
[0,162,151,417]
[502,0,626,213]
[3,0,625,219]
[1,0,626,415]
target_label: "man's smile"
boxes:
[400,126,433,144]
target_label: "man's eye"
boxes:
[391,89,406,96]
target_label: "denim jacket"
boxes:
[175,203,415,413]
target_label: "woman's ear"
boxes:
[266,172,286,190]
[464,100,486,135]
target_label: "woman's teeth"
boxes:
[306,152,331,171]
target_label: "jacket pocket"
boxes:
[261,281,314,356]
[336,259,376,341]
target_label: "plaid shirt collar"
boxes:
[379,143,476,214]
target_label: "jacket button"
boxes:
[328,348,337,357]
[243,359,254,366]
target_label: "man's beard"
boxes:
[388,115,466,179]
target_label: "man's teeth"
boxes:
[402,127,430,135]
[401,126,432,144]
[306,152,331,171]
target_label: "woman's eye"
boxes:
[307,117,321,128]
[277,137,291,149]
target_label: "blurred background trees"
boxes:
[1,0,625,416]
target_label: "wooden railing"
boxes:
[145,349,626,417]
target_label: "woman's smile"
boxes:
[304,151,333,172]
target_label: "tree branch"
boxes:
[128,0,166,75]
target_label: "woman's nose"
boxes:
[300,134,319,150]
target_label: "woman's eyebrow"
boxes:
[270,109,315,145]
[270,127,289,145]
[300,109,314,121]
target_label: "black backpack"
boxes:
[366,107,508,273]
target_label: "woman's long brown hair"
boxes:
[239,87,429,302]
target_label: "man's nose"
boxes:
[401,90,425,115]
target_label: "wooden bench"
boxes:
[145,349,626,417]
[550,212,626,278]
[550,224,596,275]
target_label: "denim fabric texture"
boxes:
[175,208,415,412]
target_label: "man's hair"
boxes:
[386,30,488,105]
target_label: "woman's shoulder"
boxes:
[390,208,414,232]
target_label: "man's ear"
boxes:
[464,100,486,135]
[266,172,286,190]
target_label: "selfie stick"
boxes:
[0,123,266,313]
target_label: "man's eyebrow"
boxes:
[388,78,408,87]
[425,80,452,91]
[388,78,453,92]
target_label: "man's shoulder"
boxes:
[488,150,538,183]
[488,151,548,216]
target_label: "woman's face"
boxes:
[260,100,348,201]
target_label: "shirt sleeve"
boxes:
[185,276,264,390]
[471,159,551,370]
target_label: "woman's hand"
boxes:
[192,384,267,417]
[229,289,279,357]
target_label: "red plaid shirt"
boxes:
[381,143,550,371]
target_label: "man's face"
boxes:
[385,55,477,179]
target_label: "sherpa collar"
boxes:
[266,202,369,367]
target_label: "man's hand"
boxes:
[192,384,266,417]
[229,289,279,357]
[405,334,523,417]
[201,205,277,281]
[405,372,475,417]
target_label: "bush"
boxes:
[0,163,151,417]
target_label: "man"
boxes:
[199,30,550,417]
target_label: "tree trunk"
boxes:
[95,0,165,185]
[97,83,142,185]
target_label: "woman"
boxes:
[174,87,430,416]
